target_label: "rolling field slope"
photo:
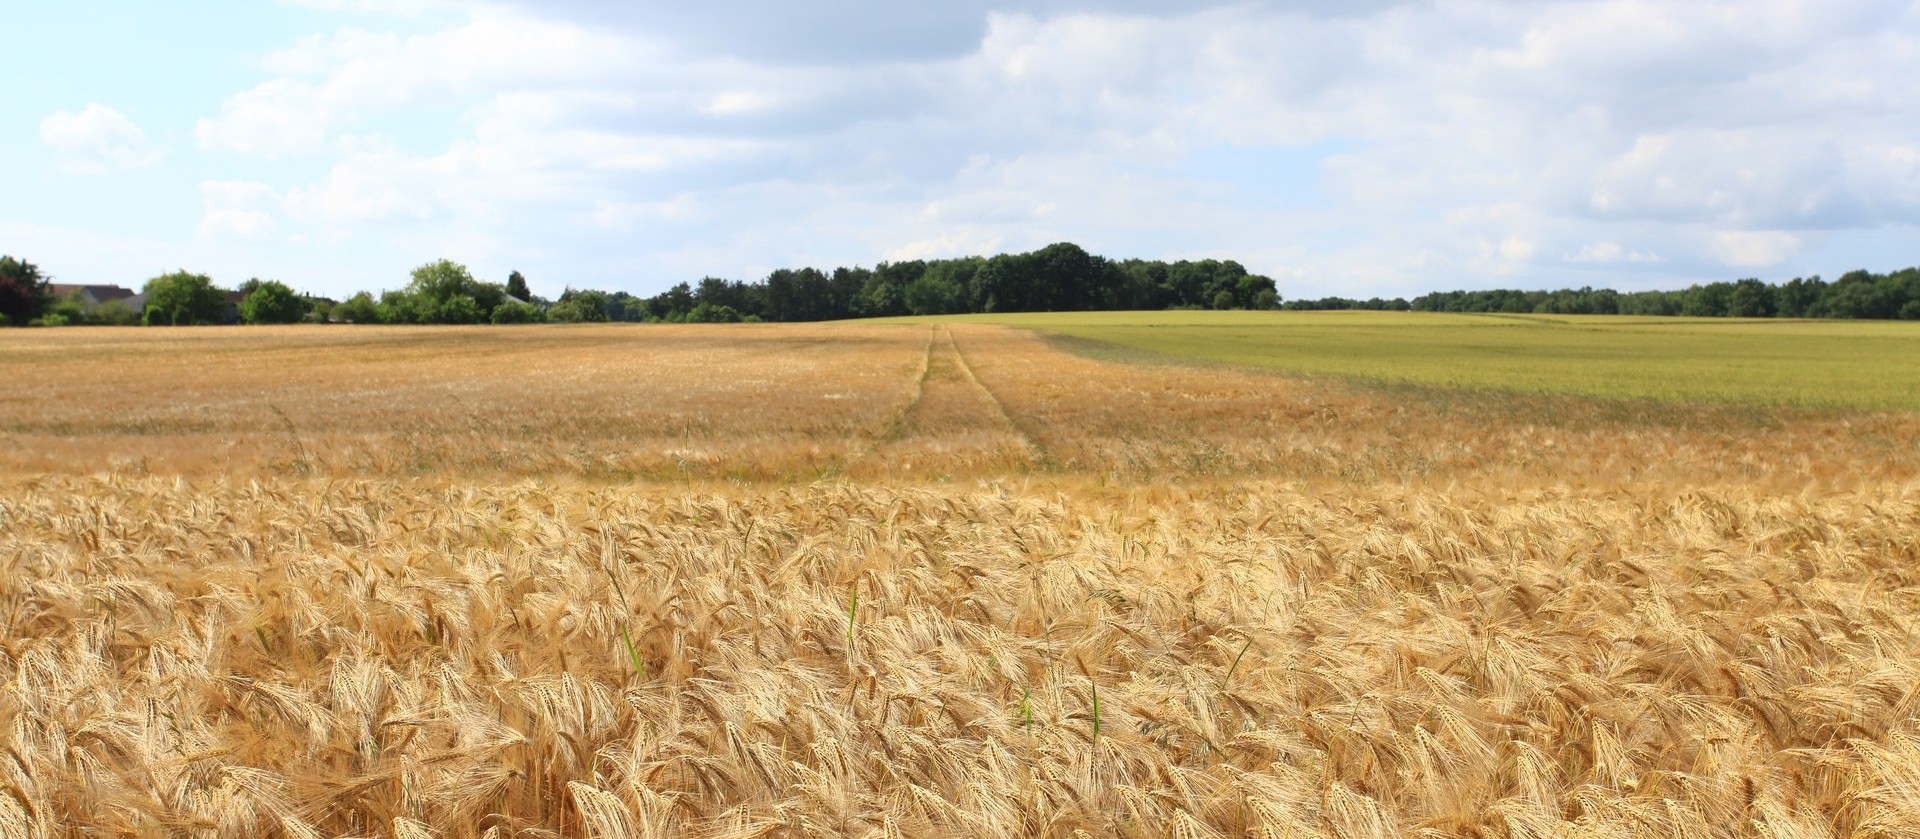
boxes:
[4,320,1920,838]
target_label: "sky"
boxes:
[4,0,1917,300]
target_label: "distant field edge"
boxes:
[881,310,1920,414]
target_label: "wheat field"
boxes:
[4,322,1920,838]
[938,311,1920,411]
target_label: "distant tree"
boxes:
[972,258,1016,313]
[1252,288,1281,310]
[142,271,228,325]
[407,260,468,302]
[506,270,531,302]
[655,282,695,320]
[548,289,610,323]
[1725,278,1775,318]
[1819,269,1895,319]
[858,261,922,317]
[1680,282,1733,317]
[239,280,308,324]
[604,290,647,322]
[304,297,335,323]
[334,292,379,323]
[1892,268,1920,319]
[0,256,50,326]
[490,299,545,324]
[903,271,966,315]
[695,277,760,319]
[376,290,419,324]
[1233,273,1278,309]
[829,267,870,318]
[436,294,483,324]
[1212,289,1237,310]
[1620,290,1681,316]
[686,301,742,323]
[403,260,488,324]
[1775,276,1824,318]
[46,290,92,325]
[94,298,143,326]
[761,268,834,321]
[469,282,506,318]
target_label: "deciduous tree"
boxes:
[142,271,228,325]
[239,280,308,324]
[0,256,50,326]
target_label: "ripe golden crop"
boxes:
[2,321,1918,837]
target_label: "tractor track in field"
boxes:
[859,324,936,449]
[943,325,1047,466]
[843,325,1042,477]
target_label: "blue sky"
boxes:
[5,1,1917,300]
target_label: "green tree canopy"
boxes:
[239,280,308,324]
[489,299,545,324]
[548,289,611,323]
[0,256,50,326]
[686,301,742,323]
[506,270,531,302]
[142,271,228,326]
[396,259,507,324]
[334,292,378,324]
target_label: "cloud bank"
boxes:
[40,104,164,175]
[91,0,1920,296]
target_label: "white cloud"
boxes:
[197,181,282,241]
[285,146,436,225]
[164,0,1920,297]
[1568,241,1663,264]
[1712,230,1802,268]
[196,79,338,156]
[1499,236,1536,264]
[197,13,638,157]
[39,104,164,174]
[883,230,1008,263]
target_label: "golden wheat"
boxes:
[2,321,1919,837]
[6,323,1914,487]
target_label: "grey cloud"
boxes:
[508,0,1412,63]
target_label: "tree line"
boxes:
[6,244,1920,327]
[0,243,1280,326]
[625,242,1280,323]
[1408,268,1920,318]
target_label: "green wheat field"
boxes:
[904,310,1920,410]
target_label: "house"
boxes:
[48,284,137,308]
[223,289,248,324]
[48,284,145,322]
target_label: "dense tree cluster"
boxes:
[236,279,308,324]
[1410,267,1920,319]
[620,242,1280,323]
[141,271,231,326]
